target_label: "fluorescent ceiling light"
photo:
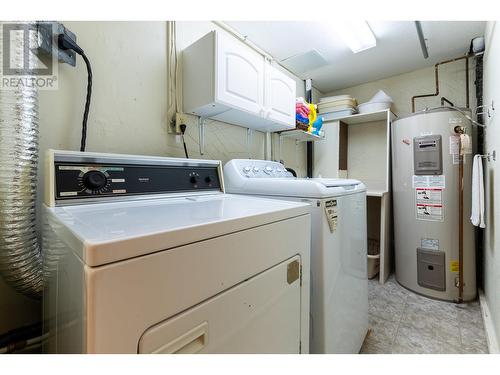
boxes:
[331,21,377,53]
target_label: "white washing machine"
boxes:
[224,159,368,354]
[42,150,311,354]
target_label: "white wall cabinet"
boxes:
[182,31,296,132]
[265,64,296,126]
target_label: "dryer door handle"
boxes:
[153,321,208,354]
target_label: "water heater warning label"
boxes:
[413,175,446,189]
[416,203,444,222]
[416,188,443,205]
[415,187,444,221]
[421,238,439,251]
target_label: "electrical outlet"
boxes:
[37,21,76,66]
[175,113,186,134]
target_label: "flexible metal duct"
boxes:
[0,22,43,299]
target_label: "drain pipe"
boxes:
[455,126,465,304]
[0,22,43,299]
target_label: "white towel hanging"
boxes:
[470,154,486,228]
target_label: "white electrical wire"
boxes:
[167,21,178,127]
[174,24,182,114]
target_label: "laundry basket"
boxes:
[367,238,380,279]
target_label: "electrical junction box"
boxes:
[413,135,443,175]
[37,21,77,66]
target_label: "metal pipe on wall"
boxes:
[305,79,313,178]
[474,54,484,289]
[411,55,471,113]
[0,22,43,299]
[455,128,465,304]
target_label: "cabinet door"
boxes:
[216,32,265,116]
[265,64,296,128]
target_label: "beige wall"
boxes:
[482,21,500,352]
[1,21,319,334]
[325,59,476,118]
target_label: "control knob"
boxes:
[189,172,200,184]
[82,170,108,191]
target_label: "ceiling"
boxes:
[225,21,486,93]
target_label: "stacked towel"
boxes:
[296,98,310,124]
[294,97,323,136]
[470,154,486,228]
[296,113,309,124]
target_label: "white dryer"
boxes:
[42,150,310,354]
[224,159,368,354]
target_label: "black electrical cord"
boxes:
[78,52,92,152]
[180,124,189,158]
[57,33,92,152]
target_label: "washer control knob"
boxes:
[264,166,273,174]
[253,166,260,173]
[243,166,251,174]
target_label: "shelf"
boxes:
[333,109,397,125]
[367,190,388,198]
[278,129,325,142]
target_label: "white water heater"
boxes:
[392,108,476,301]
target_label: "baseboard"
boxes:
[479,289,500,354]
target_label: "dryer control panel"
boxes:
[46,150,223,206]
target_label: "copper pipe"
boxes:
[458,145,464,303]
[411,55,470,112]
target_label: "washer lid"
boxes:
[44,194,310,266]
[310,178,363,188]
[225,177,366,199]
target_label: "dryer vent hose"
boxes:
[0,22,43,299]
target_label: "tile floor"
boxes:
[361,275,489,354]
